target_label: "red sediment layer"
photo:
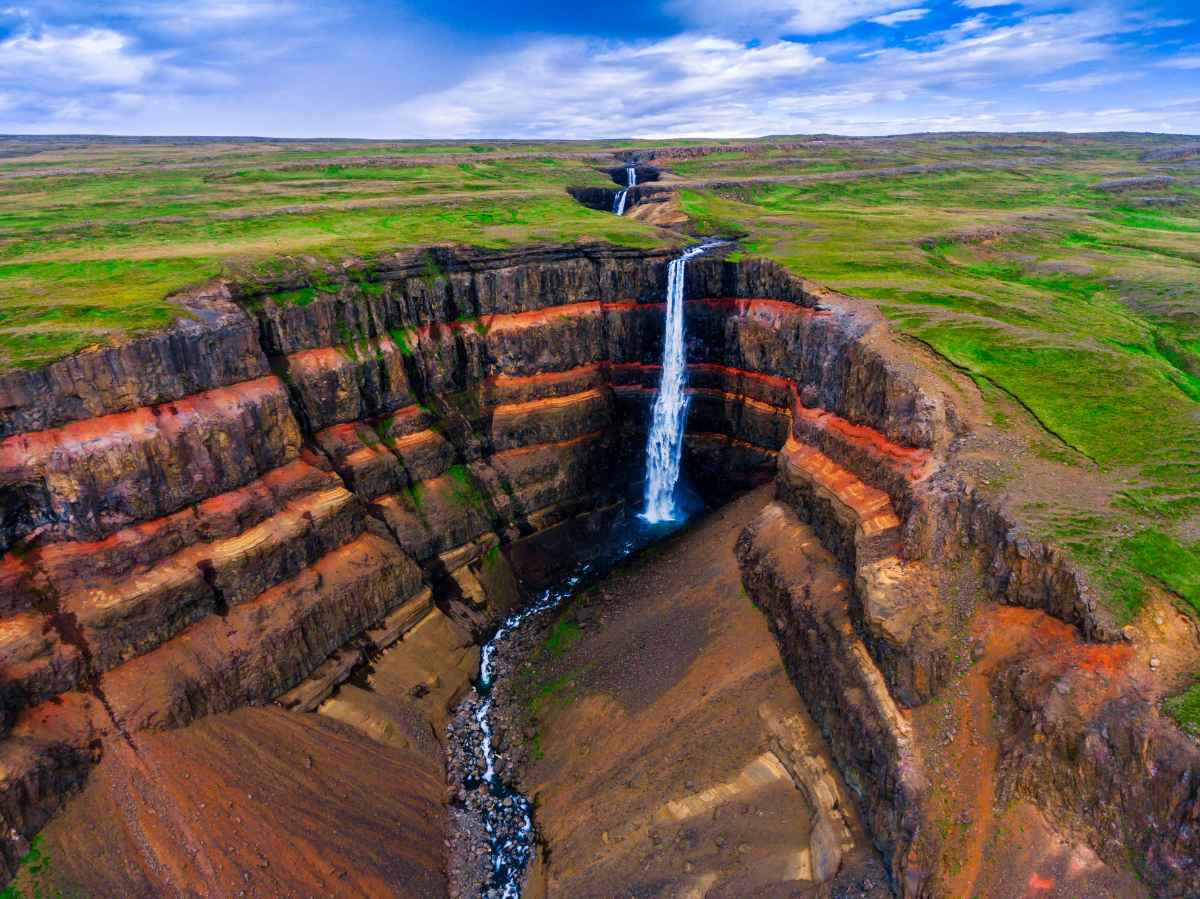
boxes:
[489,430,606,462]
[483,301,609,333]
[687,387,791,416]
[487,364,603,390]
[316,407,431,456]
[285,345,347,371]
[485,365,608,405]
[783,437,900,535]
[283,338,405,382]
[474,297,821,339]
[382,404,430,434]
[688,363,795,393]
[26,459,334,592]
[0,376,285,472]
[491,387,610,420]
[610,383,789,415]
[685,432,781,452]
[686,297,828,317]
[793,405,930,479]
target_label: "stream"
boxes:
[445,511,693,897]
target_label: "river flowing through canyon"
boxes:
[446,243,716,897]
[445,510,694,898]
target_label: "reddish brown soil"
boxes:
[14,707,446,898]
[917,605,1145,898]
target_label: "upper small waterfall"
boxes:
[612,165,637,216]
[641,243,710,523]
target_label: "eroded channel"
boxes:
[445,508,695,897]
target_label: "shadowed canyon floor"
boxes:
[511,487,889,898]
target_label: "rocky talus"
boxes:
[0,244,1196,896]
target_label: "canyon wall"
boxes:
[0,245,821,885]
[1,244,1196,895]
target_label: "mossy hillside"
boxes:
[0,153,665,369]
[1165,676,1200,737]
[679,156,1200,623]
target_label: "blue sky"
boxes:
[1,0,1197,137]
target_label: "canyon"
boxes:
[1,235,1198,898]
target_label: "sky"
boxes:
[1,0,1198,138]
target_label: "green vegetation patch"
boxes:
[1123,530,1200,615]
[680,147,1200,623]
[1,835,57,899]
[445,464,485,508]
[0,144,664,370]
[543,618,582,657]
[1164,677,1200,737]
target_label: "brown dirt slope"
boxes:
[519,486,889,898]
[11,707,446,898]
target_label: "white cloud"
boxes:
[860,7,1123,82]
[1158,54,1200,70]
[668,0,922,36]
[378,3,1198,139]
[0,27,159,86]
[870,8,930,26]
[389,34,825,138]
[1,0,1195,138]
[1034,71,1134,92]
[117,1,301,31]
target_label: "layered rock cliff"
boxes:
[1,243,1196,896]
[0,245,812,886]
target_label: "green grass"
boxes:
[387,327,415,355]
[679,150,1200,626]
[445,464,485,509]
[1123,530,1200,615]
[543,618,582,657]
[0,836,56,899]
[1164,677,1200,737]
[0,146,664,369]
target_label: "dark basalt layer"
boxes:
[604,164,660,185]
[567,184,655,212]
[0,243,1195,897]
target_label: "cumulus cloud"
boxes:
[390,34,825,138]
[1158,54,1200,69]
[1035,71,1134,91]
[0,26,159,87]
[859,6,1123,82]
[956,0,1017,8]
[129,0,309,34]
[0,0,1195,137]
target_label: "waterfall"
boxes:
[612,165,637,216]
[642,243,709,523]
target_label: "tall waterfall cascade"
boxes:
[612,165,637,215]
[642,243,710,522]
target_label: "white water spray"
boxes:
[642,244,710,523]
[612,165,637,215]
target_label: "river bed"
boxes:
[444,509,694,898]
